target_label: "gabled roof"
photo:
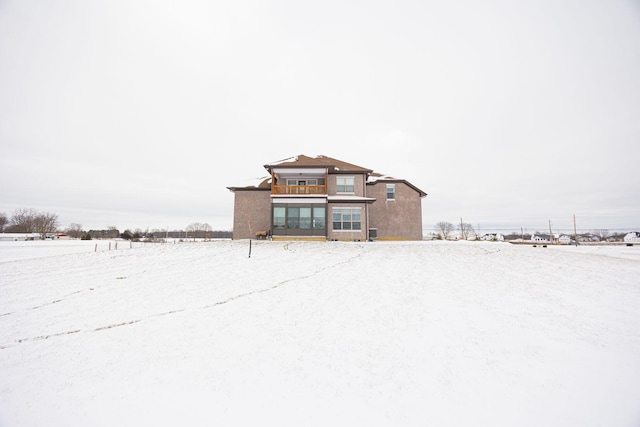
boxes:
[229,155,427,197]
[264,154,372,174]
[367,172,428,197]
[227,176,272,192]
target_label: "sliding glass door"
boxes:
[272,204,326,236]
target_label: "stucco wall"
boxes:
[326,202,368,241]
[366,182,423,240]
[232,190,272,239]
[327,173,367,197]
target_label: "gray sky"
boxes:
[1,0,639,234]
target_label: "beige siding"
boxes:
[232,190,271,239]
[367,182,423,240]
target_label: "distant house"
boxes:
[624,232,640,243]
[531,234,550,243]
[479,233,504,242]
[0,233,40,241]
[227,155,427,241]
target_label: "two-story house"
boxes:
[227,155,427,241]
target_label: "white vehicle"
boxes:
[558,235,572,245]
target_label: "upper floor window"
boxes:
[336,176,355,193]
[386,184,395,200]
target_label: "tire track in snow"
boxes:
[1,242,239,319]
[0,289,91,317]
[29,289,88,310]
[0,251,361,350]
[1,320,145,349]
[202,251,361,309]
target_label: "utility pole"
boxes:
[548,220,553,244]
[573,214,578,246]
[460,217,464,240]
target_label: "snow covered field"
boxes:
[1,240,639,426]
[0,239,140,263]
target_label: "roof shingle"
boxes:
[264,154,372,173]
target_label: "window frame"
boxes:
[273,206,286,230]
[332,207,362,231]
[271,204,326,235]
[336,176,355,194]
[386,183,396,200]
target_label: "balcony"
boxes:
[272,185,327,195]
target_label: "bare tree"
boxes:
[65,223,85,239]
[592,229,611,241]
[185,222,213,240]
[435,221,455,240]
[202,223,212,240]
[9,208,37,232]
[0,212,7,232]
[6,208,57,237]
[106,226,120,239]
[33,212,59,239]
[186,222,203,240]
[458,223,476,240]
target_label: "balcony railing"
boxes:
[272,185,327,195]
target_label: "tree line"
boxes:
[433,220,630,242]
[434,221,476,240]
[84,224,232,241]
[0,208,59,239]
[0,210,232,240]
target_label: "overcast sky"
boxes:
[1,0,639,234]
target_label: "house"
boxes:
[0,233,40,241]
[227,155,427,241]
[531,234,550,243]
[624,232,640,243]
[479,233,504,242]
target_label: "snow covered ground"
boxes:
[0,239,140,263]
[1,240,639,426]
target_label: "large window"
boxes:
[273,207,286,230]
[336,176,355,193]
[313,207,325,230]
[332,208,361,231]
[272,205,326,235]
[386,184,395,200]
[287,207,311,229]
